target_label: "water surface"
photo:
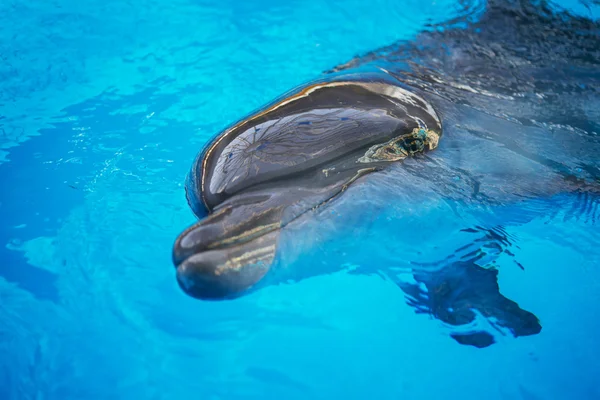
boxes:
[1,0,599,399]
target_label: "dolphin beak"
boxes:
[173,226,278,300]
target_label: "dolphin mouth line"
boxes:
[172,219,280,269]
[172,166,383,270]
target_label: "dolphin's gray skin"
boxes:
[173,72,442,299]
[173,0,599,347]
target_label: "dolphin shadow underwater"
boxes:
[172,0,600,348]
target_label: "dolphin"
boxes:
[172,0,599,348]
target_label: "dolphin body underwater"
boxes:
[172,0,600,348]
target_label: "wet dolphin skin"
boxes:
[172,73,442,300]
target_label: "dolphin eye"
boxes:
[400,136,424,154]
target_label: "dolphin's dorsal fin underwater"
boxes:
[173,0,600,348]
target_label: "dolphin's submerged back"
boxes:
[174,0,600,348]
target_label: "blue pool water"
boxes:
[1,0,599,399]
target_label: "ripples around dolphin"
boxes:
[316,0,600,347]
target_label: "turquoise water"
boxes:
[1,0,599,399]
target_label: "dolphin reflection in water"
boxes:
[173,0,600,348]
